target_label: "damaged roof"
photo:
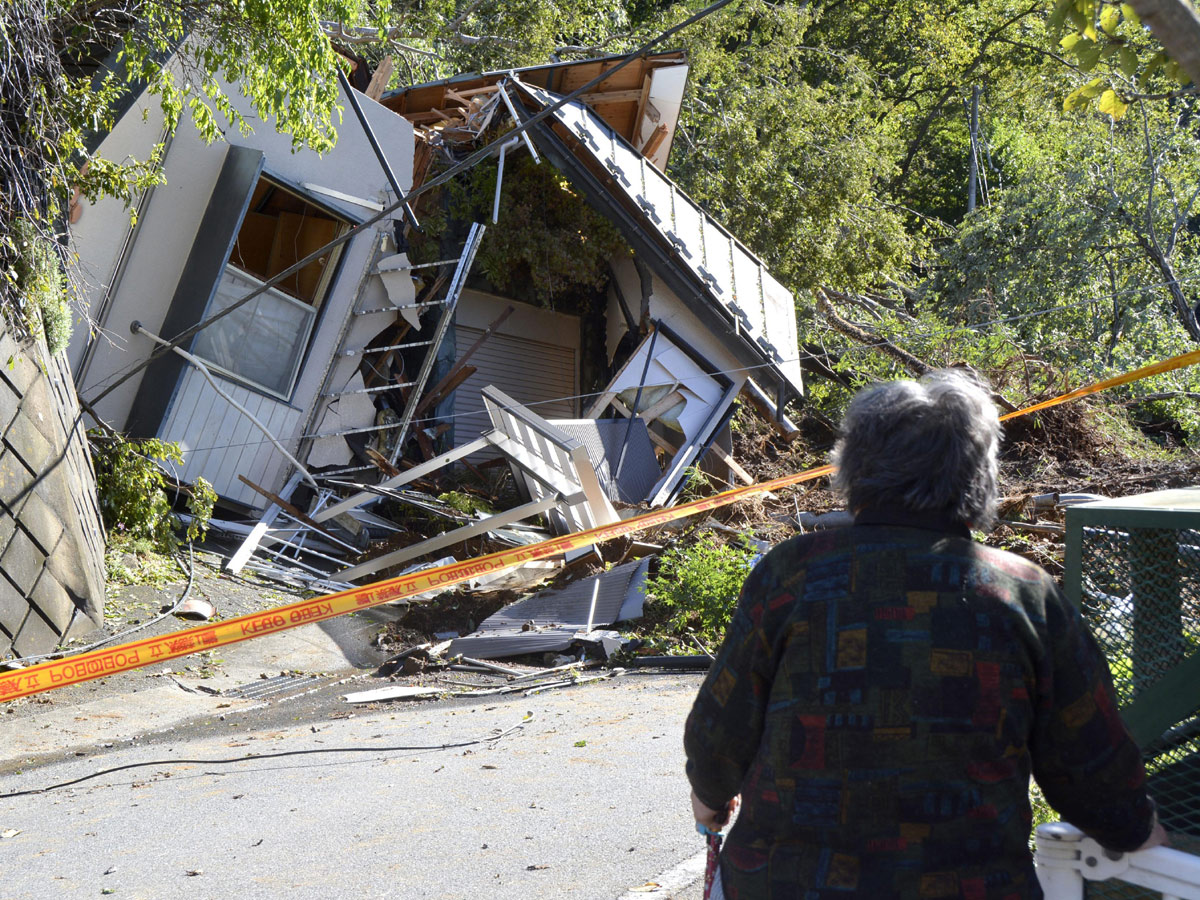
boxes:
[511,80,805,406]
[381,50,688,171]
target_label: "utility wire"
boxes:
[82,0,741,411]
[130,276,1200,457]
[0,713,531,798]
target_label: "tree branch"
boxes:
[817,288,931,376]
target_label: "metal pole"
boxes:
[336,68,420,231]
[967,85,980,213]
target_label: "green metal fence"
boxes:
[1063,488,1200,894]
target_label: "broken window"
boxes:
[192,178,350,398]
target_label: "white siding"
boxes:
[159,366,304,506]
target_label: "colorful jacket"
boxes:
[684,512,1154,900]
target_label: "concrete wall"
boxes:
[0,324,106,659]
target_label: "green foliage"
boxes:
[667,0,916,293]
[918,90,1200,441]
[642,534,758,644]
[91,433,215,551]
[676,466,715,503]
[104,536,181,587]
[186,476,217,543]
[5,220,72,355]
[1048,0,1182,119]
[437,490,495,516]
[448,151,630,306]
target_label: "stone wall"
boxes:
[0,323,106,658]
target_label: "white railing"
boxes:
[1036,822,1200,900]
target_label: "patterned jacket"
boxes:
[684,511,1154,900]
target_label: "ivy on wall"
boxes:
[5,220,72,356]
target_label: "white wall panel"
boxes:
[160,367,303,506]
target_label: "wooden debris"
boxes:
[365,56,394,101]
[236,475,344,543]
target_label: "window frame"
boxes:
[188,174,355,403]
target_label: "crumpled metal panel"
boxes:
[517,81,803,396]
[447,558,649,658]
[549,418,661,505]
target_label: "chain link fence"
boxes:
[1064,492,1200,896]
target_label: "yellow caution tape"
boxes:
[3,346,1198,702]
[0,465,834,703]
[998,347,1200,421]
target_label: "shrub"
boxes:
[643,534,759,644]
[91,433,215,551]
[5,220,72,355]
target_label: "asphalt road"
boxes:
[0,672,709,900]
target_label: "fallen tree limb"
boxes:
[817,288,1019,413]
[1119,391,1200,405]
[817,288,931,377]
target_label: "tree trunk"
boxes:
[1133,229,1200,342]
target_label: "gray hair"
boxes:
[831,369,1001,527]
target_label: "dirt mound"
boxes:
[1001,401,1112,465]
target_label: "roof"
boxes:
[381,51,689,171]
[513,80,804,401]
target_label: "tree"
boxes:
[2,0,374,339]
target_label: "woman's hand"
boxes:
[691,789,740,834]
[1135,817,1169,852]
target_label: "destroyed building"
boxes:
[66,51,804,591]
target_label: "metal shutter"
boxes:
[452,325,577,450]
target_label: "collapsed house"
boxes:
[68,50,804,596]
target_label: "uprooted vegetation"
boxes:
[373,355,1198,665]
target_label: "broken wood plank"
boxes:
[415,365,476,416]
[430,106,469,122]
[640,122,669,159]
[637,385,684,422]
[1000,519,1066,536]
[365,447,401,478]
[584,389,619,419]
[579,89,644,104]
[708,443,754,486]
[453,84,501,98]
[236,475,343,543]
[365,56,394,101]
[414,304,514,415]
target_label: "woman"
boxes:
[684,369,1164,899]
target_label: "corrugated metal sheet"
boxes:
[549,419,660,505]
[447,558,649,658]
[517,82,804,396]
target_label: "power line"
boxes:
[164,276,1200,456]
